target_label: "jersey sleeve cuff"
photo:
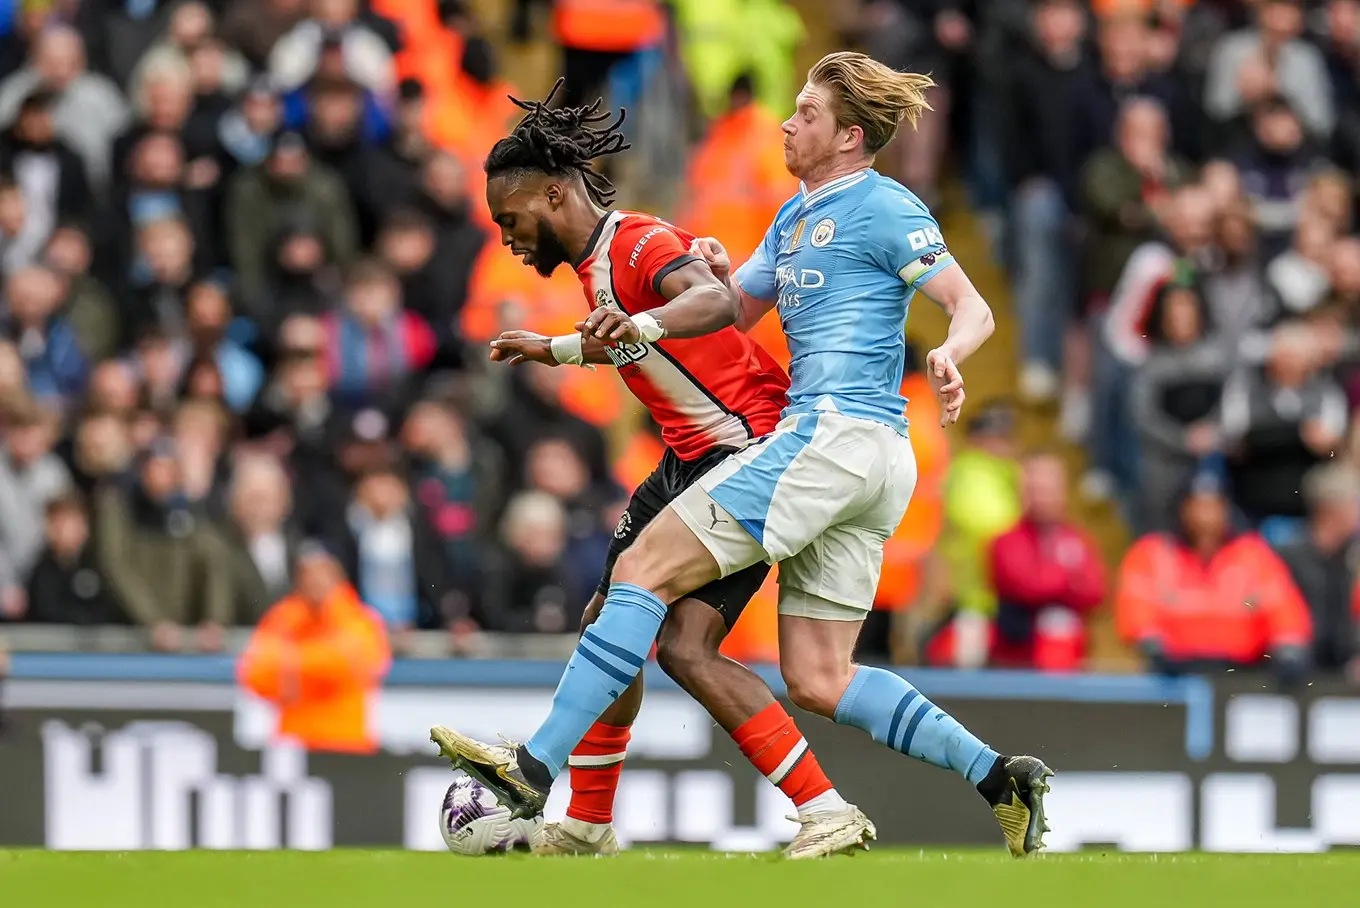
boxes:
[651,254,700,295]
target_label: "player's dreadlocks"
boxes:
[483,79,631,208]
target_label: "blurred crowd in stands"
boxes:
[897,0,1360,682]
[0,0,1357,686]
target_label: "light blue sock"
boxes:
[834,665,999,784]
[524,582,666,777]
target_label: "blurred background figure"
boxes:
[1274,463,1360,681]
[334,464,450,638]
[93,437,233,650]
[0,27,129,191]
[483,488,575,634]
[0,401,70,619]
[1221,322,1346,539]
[25,489,123,625]
[1116,469,1313,682]
[238,539,391,752]
[989,450,1105,672]
[1129,280,1231,533]
[223,450,300,624]
[933,402,1021,669]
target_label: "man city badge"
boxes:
[810,218,835,247]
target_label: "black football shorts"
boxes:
[597,445,770,629]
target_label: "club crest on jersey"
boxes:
[613,510,633,540]
[810,218,835,247]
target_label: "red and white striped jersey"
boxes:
[574,210,788,461]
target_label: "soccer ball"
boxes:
[439,774,542,855]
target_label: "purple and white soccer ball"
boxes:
[439,774,542,855]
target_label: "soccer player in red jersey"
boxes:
[450,83,872,859]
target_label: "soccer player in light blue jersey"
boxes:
[432,52,1053,859]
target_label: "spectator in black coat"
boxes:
[488,366,613,491]
[213,76,284,188]
[333,464,453,633]
[1222,322,1348,528]
[0,89,93,262]
[1002,0,1088,401]
[378,207,481,349]
[1275,463,1360,679]
[25,490,125,625]
[110,57,195,197]
[121,215,199,345]
[302,76,372,240]
[1003,0,1088,207]
[481,489,579,634]
[355,78,431,232]
[1231,96,1325,263]
[1071,13,1195,167]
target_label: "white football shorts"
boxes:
[670,410,917,619]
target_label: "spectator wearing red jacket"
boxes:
[989,450,1106,671]
[1116,469,1313,681]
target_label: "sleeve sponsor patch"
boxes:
[898,249,954,287]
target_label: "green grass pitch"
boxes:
[3,850,1359,907]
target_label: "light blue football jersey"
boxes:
[733,169,954,435]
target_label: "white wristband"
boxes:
[632,312,666,343]
[549,333,585,366]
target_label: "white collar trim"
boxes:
[800,169,871,203]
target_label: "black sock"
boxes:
[975,754,1010,805]
[516,745,553,791]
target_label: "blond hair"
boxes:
[808,52,935,154]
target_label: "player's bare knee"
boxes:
[578,593,606,634]
[655,605,724,688]
[654,633,711,688]
[782,666,844,718]
[609,544,660,590]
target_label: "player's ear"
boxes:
[841,124,864,154]
[544,180,565,209]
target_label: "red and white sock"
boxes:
[565,721,631,827]
[732,703,848,819]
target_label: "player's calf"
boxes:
[538,594,646,854]
[510,515,720,783]
[654,604,863,846]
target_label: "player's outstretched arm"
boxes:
[489,330,615,367]
[919,262,996,365]
[579,260,740,343]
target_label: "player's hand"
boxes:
[0,586,26,620]
[150,622,184,653]
[489,330,556,366]
[925,347,965,426]
[689,236,731,283]
[196,621,225,653]
[577,308,640,343]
